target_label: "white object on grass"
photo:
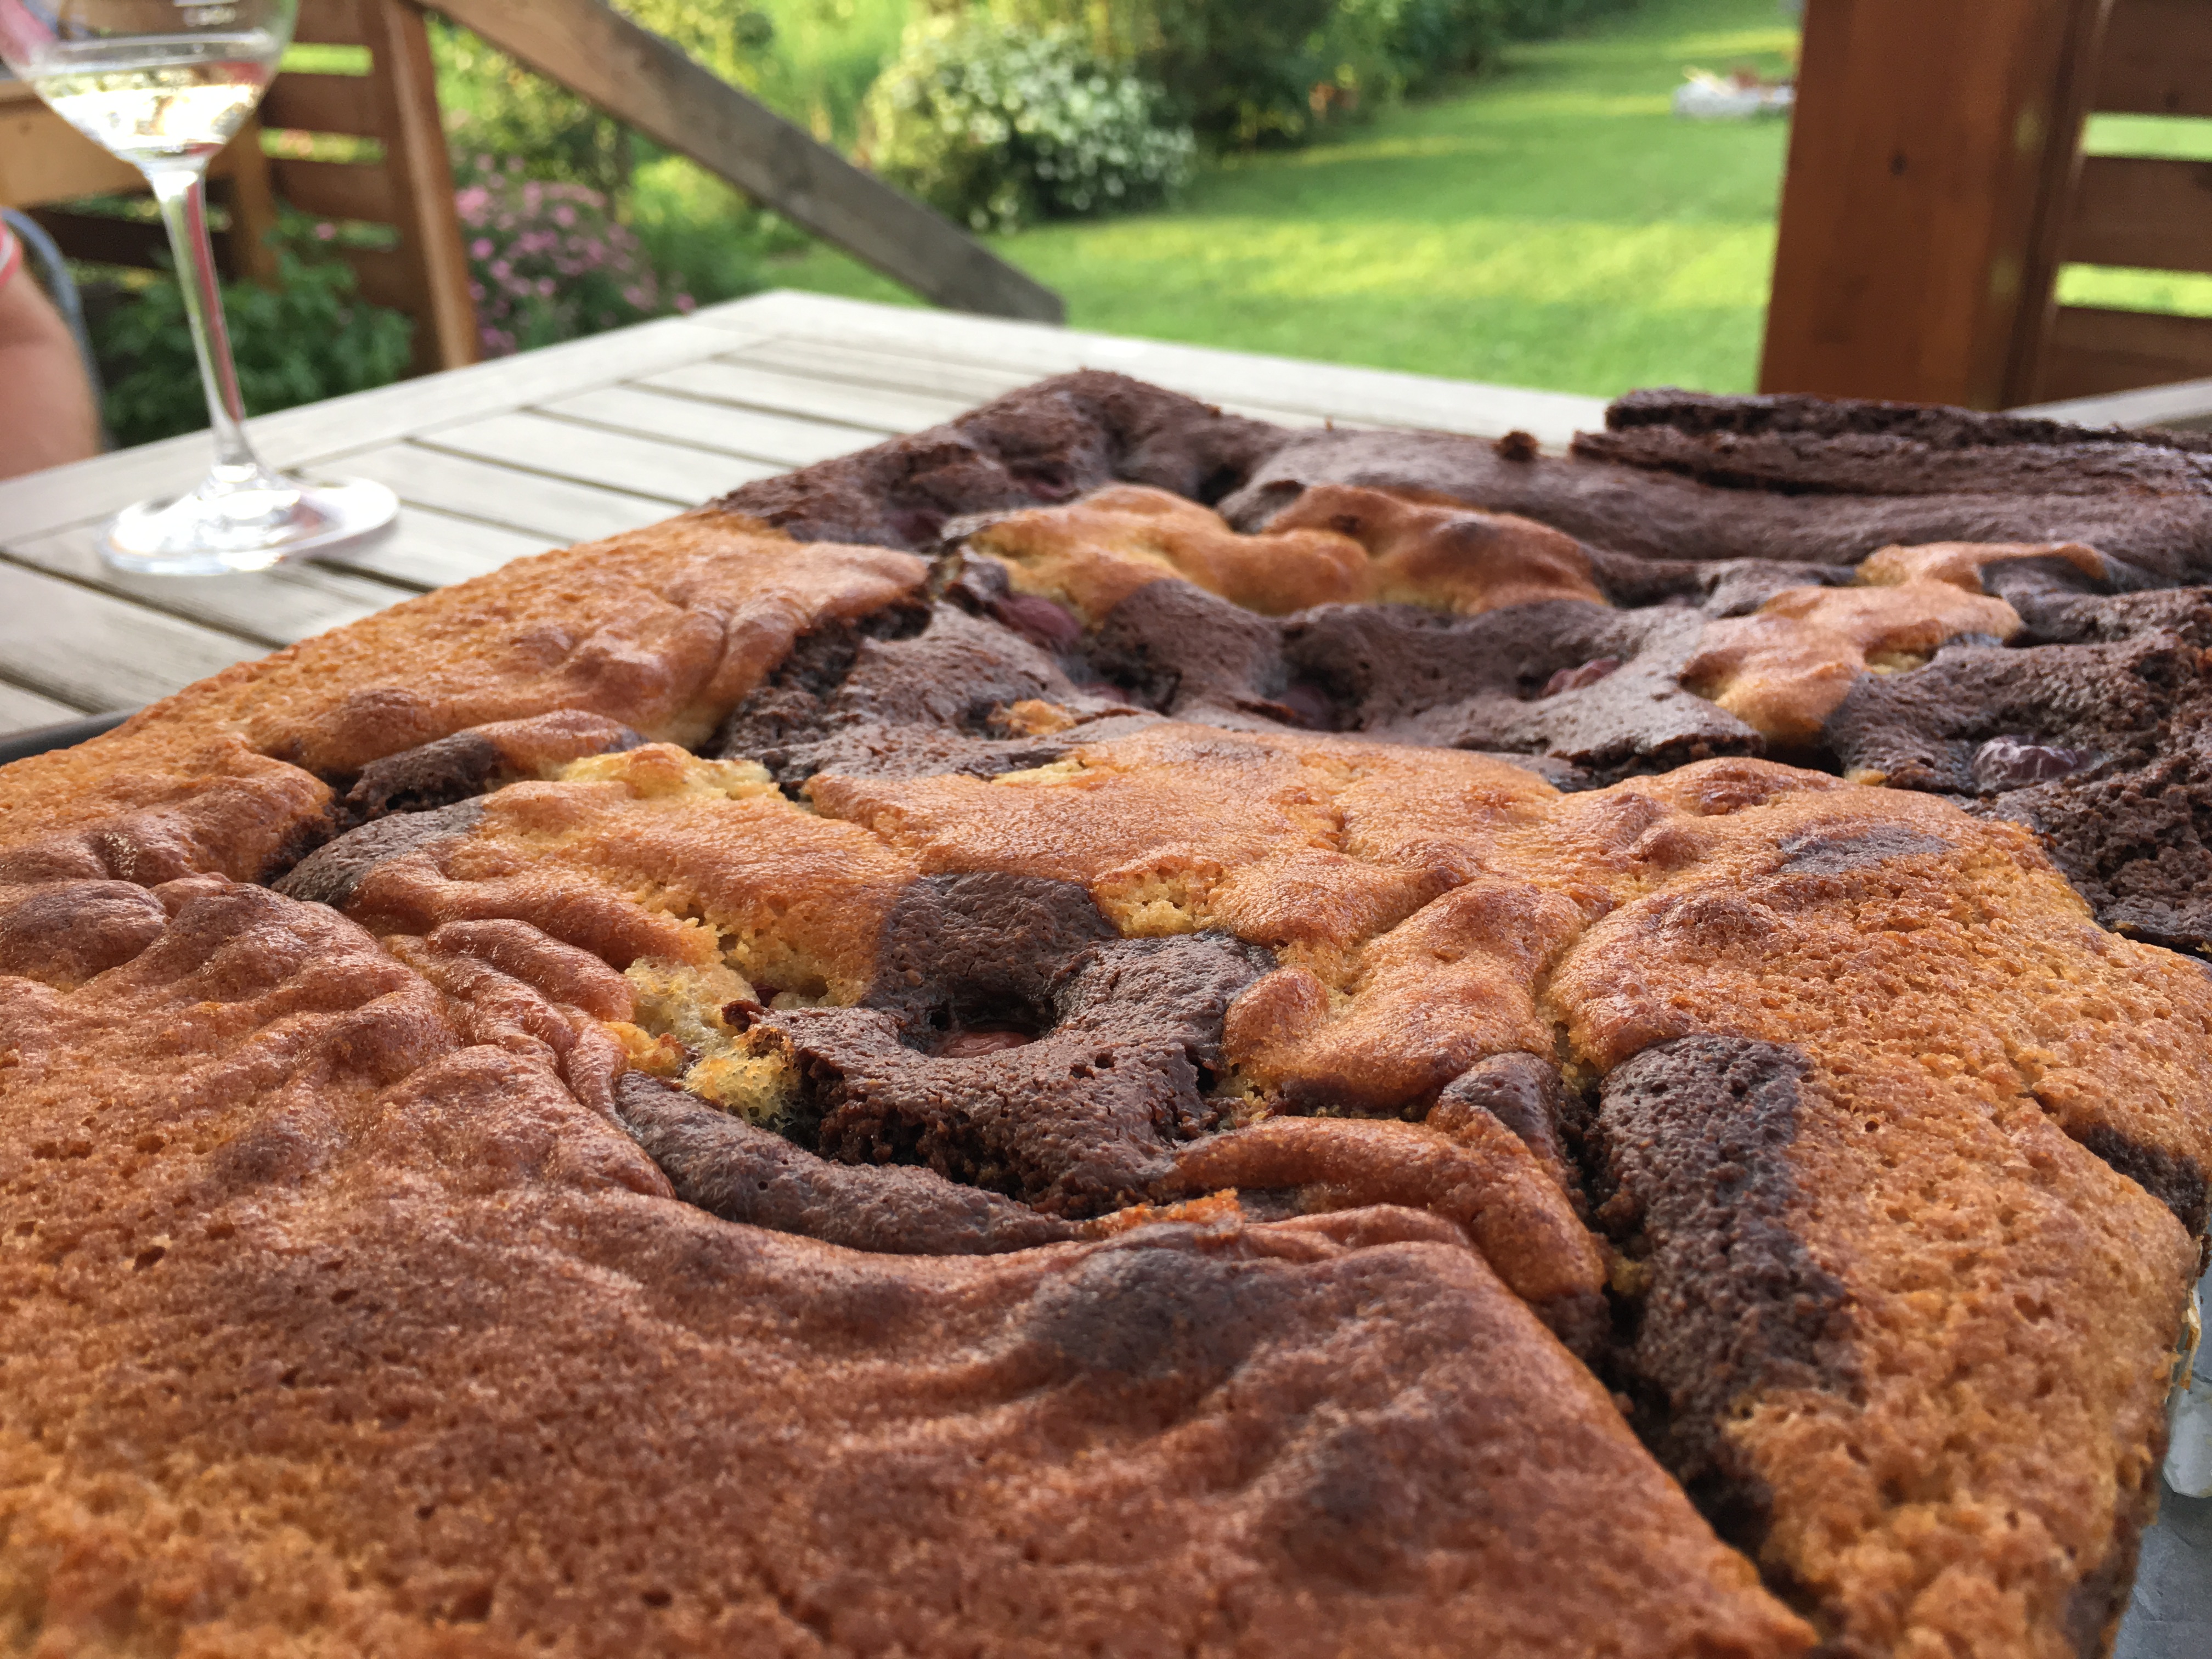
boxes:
[1674,71,1795,121]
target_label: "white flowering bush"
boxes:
[864,18,1195,233]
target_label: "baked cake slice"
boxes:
[3,371,2207,1659]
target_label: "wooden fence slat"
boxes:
[2095,0,2212,117]
[294,0,370,47]
[25,208,205,272]
[425,0,1063,324]
[2066,155,2212,275]
[343,246,417,312]
[262,74,381,137]
[0,100,142,203]
[2033,304,2212,402]
[270,156,397,223]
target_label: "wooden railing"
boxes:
[430,0,1064,325]
[1762,0,2212,410]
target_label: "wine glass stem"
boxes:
[145,165,261,474]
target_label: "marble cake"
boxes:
[4,372,2209,1659]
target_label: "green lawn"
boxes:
[759,0,1798,397]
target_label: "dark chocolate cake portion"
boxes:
[1222,403,2212,581]
[1822,587,2212,950]
[712,369,1283,548]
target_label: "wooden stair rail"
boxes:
[424,0,1066,325]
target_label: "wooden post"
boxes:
[217,117,283,287]
[1759,0,2109,409]
[425,0,1066,325]
[364,2,478,374]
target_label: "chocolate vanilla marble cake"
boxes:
[4,372,2210,1659]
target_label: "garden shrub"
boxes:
[95,220,413,449]
[956,0,1640,148]
[455,158,695,358]
[864,16,1193,232]
[960,0,1368,148]
[1354,0,1512,94]
[431,2,776,199]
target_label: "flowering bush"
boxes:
[864,18,1193,233]
[455,157,694,358]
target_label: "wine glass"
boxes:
[0,0,397,573]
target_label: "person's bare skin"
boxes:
[0,264,101,479]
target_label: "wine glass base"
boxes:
[104,476,399,575]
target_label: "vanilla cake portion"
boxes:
[6,371,2211,1659]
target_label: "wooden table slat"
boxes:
[314,505,557,592]
[726,333,1330,430]
[636,359,974,435]
[730,335,1039,403]
[0,562,259,710]
[334,443,678,544]
[0,315,763,541]
[417,410,781,508]
[0,680,94,729]
[4,527,414,651]
[534,385,884,470]
[693,291,1611,443]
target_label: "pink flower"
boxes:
[469,282,485,301]
[537,276,555,297]
[489,260,511,280]
[313,222,336,241]
[675,294,696,313]
[553,204,576,228]
[470,238,493,259]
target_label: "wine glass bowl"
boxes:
[1,0,398,573]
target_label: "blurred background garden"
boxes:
[65,0,2212,448]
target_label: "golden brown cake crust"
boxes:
[5,372,2210,1659]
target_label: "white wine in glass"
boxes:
[1,0,398,573]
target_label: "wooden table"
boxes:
[0,289,1605,743]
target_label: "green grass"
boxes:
[2061,115,2212,320]
[762,0,1798,396]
